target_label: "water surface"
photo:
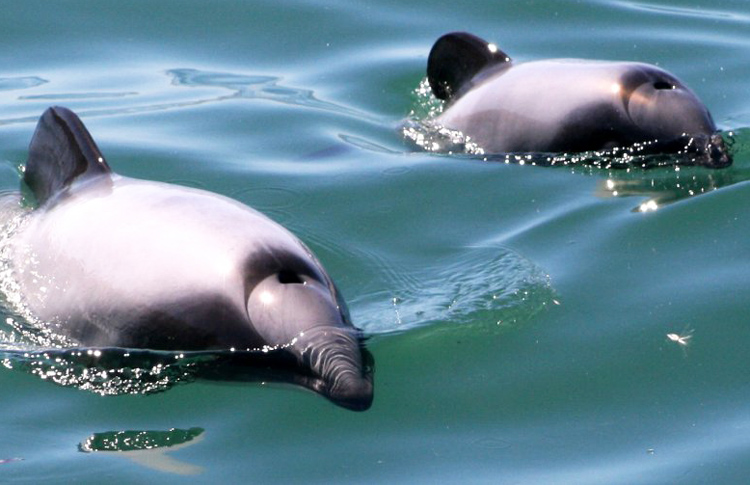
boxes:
[0,0,749,483]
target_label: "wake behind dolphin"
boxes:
[4,106,373,411]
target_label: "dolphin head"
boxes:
[613,65,730,167]
[619,66,716,141]
[245,255,373,411]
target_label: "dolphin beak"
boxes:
[326,345,374,411]
[294,326,374,411]
[328,373,374,411]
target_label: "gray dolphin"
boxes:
[427,32,730,166]
[9,106,373,411]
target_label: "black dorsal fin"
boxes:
[427,32,511,101]
[25,106,111,205]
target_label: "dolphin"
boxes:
[426,32,730,166]
[8,106,373,411]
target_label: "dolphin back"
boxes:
[25,106,112,206]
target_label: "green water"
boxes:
[0,0,748,483]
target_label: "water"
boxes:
[0,0,748,482]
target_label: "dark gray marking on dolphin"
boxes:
[426,32,731,167]
[11,106,373,411]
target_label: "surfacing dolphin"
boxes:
[426,32,731,167]
[9,106,373,411]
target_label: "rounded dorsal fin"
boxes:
[427,32,511,101]
[25,106,112,206]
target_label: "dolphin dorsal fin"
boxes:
[25,106,111,205]
[427,32,511,101]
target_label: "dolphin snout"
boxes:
[296,326,374,411]
[326,370,374,411]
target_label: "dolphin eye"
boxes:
[277,270,304,284]
[653,81,675,90]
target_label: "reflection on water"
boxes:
[596,128,750,211]
[0,67,368,127]
[597,166,731,211]
[79,427,205,475]
[0,348,212,395]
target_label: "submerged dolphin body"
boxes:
[427,32,730,166]
[10,107,373,410]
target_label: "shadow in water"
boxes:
[79,427,205,476]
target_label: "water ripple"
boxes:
[19,91,138,100]
[229,185,308,225]
[0,76,48,92]
[167,68,374,120]
[612,1,750,22]
[338,134,401,155]
[0,67,375,127]
[352,246,555,335]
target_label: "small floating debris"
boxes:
[667,327,694,347]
